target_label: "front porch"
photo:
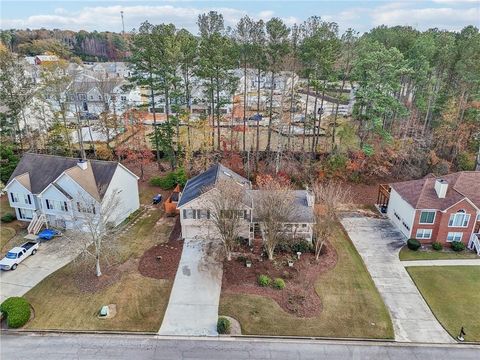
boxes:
[467,233,480,256]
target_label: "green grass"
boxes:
[219,223,394,339]
[407,266,480,342]
[399,246,478,261]
[24,209,175,332]
[0,226,16,249]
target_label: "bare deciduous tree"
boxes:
[203,180,247,261]
[312,212,334,260]
[255,177,296,260]
[72,189,123,277]
[312,180,351,216]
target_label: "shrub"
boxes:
[291,240,312,254]
[0,297,31,328]
[150,168,188,190]
[432,242,443,251]
[1,213,16,223]
[275,240,291,253]
[451,241,465,252]
[407,238,421,251]
[273,278,286,290]
[257,274,271,287]
[217,316,231,334]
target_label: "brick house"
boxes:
[383,171,480,253]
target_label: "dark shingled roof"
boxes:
[249,190,315,223]
[177,163,250,207]
[8,153,119,200]
[390,171,480,210]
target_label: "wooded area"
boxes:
[1,12,479,185]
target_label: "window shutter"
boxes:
[64,202,68,212]
[183,209,187,219]
[46,199,50,209]
[27,194,32,204]
[206,210,210,219]
[10,192,14,202]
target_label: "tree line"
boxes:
[0,12,479,184]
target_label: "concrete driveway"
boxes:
[339,213,454,343]
[159,237,223,336]
[0,236,80,302]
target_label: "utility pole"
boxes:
[120,11,125,37]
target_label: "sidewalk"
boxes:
[402,259,480,267]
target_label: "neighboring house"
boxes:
[4,153,140,232]
[177,164,315,243]
[384,171,480,253]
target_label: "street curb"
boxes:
[2,329,479,346]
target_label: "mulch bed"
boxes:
[169,216,182,242]
[138,239,184,280]
[222,241,338,318]
[72,262,125,293]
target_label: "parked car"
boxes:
[0,242,39,271]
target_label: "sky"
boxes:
[1,0,479,34]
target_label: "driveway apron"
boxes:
[159,237,223,336]
[339,213,455,343]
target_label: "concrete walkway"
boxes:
[402,259,480,267]
[159,238,223,336]
[339,213,455,343]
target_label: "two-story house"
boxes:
[4,153,140,233]
[177,164,315,243]
[385,171,480,254]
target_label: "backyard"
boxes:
[219,222,394,339]
[407,266,480,342]
[23,195,181,332]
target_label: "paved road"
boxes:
[402,259,480,267]
[1,333,479,360]
[340,214,454,343]
[0,236,80,302]
[159,238,223,336]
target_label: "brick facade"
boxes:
[411,199,478,245]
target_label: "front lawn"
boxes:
[24,208,178,332]
[399,246,478,261]
[219,223,394,339]
[407,266,480,342]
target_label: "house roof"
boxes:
[7,153,120,201]
[249,190,315,224]
[390,171,480,210]
[177,163,251,207]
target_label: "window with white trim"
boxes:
[23,194,32,205]
[76,202,95,214]
[46,199,68,212]
[9,192,19,203]
[446,232,463,242]
[416,229,432,239]
[419,211,436,224]
[18,208,33,220]
[448,210,470,227]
